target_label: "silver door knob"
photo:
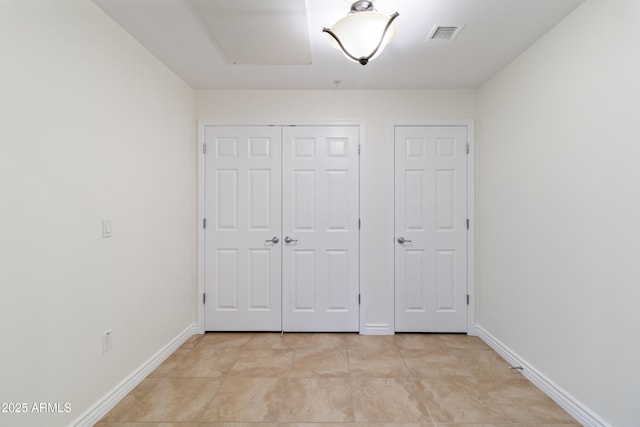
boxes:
[265,236,279,244]
[397,236,412,244]
[284,236,297,244]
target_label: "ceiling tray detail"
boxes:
[192,0,312,65]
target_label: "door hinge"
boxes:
[358,144,361,155]
[466,143,470,155]
[358,294,361,304]
[358,218,361,229]
[203,293,206,304]
[203,143,207,154]
[203,218,206,229]
[466,218,470,230]
[467,294,470,305]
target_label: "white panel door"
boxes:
[205,126,282,331]
[282,126,360,332]
[394,126,468,332]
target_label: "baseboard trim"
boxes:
[69,323,198,427]
[475,325,610,427]
[361,323,393,335]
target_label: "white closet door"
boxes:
[281,126,360,332]
[204,126,282,331]
[394,126,468,332]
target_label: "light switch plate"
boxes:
[102,219,112,238]
[103,330,112,353]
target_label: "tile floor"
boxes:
[96,332,580,427]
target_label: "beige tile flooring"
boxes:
[96,332,579,427]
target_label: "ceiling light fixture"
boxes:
[322,1,399,66]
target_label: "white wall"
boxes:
[0,2,196,426]
[477,0,640,425]
[196,90,476,332]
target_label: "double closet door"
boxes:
[204,125,359,332]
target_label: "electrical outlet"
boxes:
[102,330,112,353]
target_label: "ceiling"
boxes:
[93,0,584,90]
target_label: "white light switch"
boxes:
[102,219,113,238]
[103,330,112,353]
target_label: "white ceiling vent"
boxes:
[427,25,465,41]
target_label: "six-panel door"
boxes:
[394,126,468,332]
[281,126,360,332]
[204,126,282,331]
[204,125,360,332]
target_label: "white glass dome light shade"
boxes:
[326,10,398,65]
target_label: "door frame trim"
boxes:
[196,119,206,334]
[196,119,364,334]
[390,119,476,335]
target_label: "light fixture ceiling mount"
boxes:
[323,1,399,65]
[350,1,375,13]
